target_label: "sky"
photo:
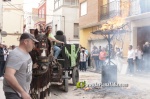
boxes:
[23,0,41,12]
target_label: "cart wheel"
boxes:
[63,71,68,92]
[72,67,79,86]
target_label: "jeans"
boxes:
[99,60,102,70]
[5,92,21,99]
[128,58,134,74]
[94,59,99,71]
[53,46,61,59]
[80,62,86,71]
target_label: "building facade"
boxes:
[2,0,24,46]
[34,0,47,30]
[53,0,79,44]
[126,0,150,50]
[79,0,130,56]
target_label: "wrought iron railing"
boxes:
[100,1,120,20]
[130,0,150,16]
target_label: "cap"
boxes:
[20,33,39,42]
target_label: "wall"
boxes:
[46,0,54,25]
[2,0,23,46]
[53,6,79,44]
[79,27,92,50]
[79,0,102,28]
[2,35,19,47]
[130,17,150,48]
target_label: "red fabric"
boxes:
[99,51,106,60]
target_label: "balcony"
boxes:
[126,0,150,21]
[100,1,120,20]
[130,0,150,16]
[54,0,79,10]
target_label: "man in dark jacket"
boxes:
[55,30,66,47]
[143,42,150,72]
[0,43,4,79]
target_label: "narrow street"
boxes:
[50,71,150,99]
[0,71,150,99]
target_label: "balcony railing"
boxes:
[100,1,120,20]
[130,0,150,16]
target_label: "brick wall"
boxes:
[79,0,103,28]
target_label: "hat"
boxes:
[20,33,39,42]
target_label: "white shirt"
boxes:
[80,53,87,62]
[128,49,135,60]
[135,49,143,59]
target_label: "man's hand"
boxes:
[33,63,39,69]
[21,91,31,99]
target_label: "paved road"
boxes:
[0,71,150,99]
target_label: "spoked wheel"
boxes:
[72,67,79,86]
[63,71,68,92]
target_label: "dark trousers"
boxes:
[5,92,21,99]
[128,58,134,74]
[80,62,86,71]
[0,61,5,77]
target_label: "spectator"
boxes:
[0,44,4,80]
[135,46,143,72]
[127,45,135,76]
[91,46,99,72]
[143,42,150,72]
[99,47,107,66]
[12,45,16,50]
[80,49,87,71]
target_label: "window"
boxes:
[70,0,78,5]
[54,0,78,9]
[54,0,63,9]
[39,9,42,18]
[64,0,71,5]
[80,1,87,16]
[74,23,79,38]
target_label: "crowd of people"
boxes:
[127,42,150,76]
[80,42,150,75]
[79,45,108,72]
[0,44,15,80]
[90,46,107,72]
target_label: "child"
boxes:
[80,49,87,71]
